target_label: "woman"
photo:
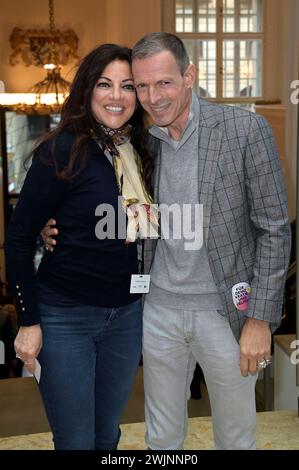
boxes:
[5,44,155,450]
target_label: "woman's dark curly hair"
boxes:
[33,44,153,188]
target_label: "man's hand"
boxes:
[41,218,58,252]
[239,318,271,377]
[14,324,43,374]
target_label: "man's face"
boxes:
[132,50,196,140]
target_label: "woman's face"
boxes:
[91,60,136,129]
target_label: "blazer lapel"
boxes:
[152,146,161,202]
[147,138,161,265]
[197,105,222,242]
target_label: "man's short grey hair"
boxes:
[132,32,190,75]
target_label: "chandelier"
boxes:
[0,0,79,114]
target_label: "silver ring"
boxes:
[257,359,267,369]
[257,358,271,369]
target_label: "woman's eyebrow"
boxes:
[98,77,134,82]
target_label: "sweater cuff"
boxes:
[11,282,40,326]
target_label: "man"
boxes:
[42,33,290,450]
[130,32,291,450]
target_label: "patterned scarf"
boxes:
[98,122,132,149]
[97,123,159,242]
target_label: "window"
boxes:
[164,0,265,106]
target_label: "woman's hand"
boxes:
[41,218,59,252]
[14,324,43,374]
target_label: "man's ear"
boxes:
[184,63,196,88]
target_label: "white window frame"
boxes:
[162,0,280,105]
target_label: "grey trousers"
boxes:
[142,298,257,450]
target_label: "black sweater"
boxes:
[5,130,140,326]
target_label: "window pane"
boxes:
[175,0,217,33]
[223,39,262,97]
[198,0,216,32]
[223,0,263,33]
[184,39,216,98]
[176,0,194,32]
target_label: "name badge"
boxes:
[130,274,151,293]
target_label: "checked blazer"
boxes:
[143,96,291,341]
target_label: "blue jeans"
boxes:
[38,298,142,450]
